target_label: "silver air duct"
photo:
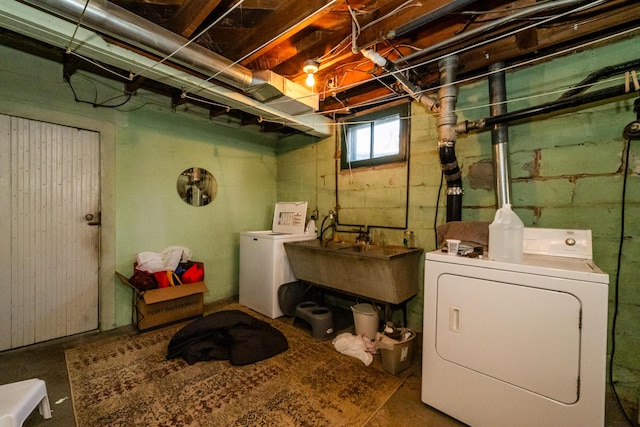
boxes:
[488,63,512,208]
[21,0,315,110]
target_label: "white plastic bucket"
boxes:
[351,303,379,340]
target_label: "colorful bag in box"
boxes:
[153,270,182,288]
[129,269,158,291]
[182,263,204,284]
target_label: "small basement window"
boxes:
[340,102,410,169]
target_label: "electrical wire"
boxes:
[360,0,420,32]
[609,146,632,424]
[65,50,132,82]
[609,113,640,427]
[66,73,132,108]
[453,75,627,115]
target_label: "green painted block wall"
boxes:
[114,108,279,325]
[277,35,640,406]
[0,43,280,329]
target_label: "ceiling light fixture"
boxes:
[303,59,319,87]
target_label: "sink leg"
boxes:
[384,304,391,324]
[401,301,407,327]
[383,302,408,327]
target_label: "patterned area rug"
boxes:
[66,303,402,426]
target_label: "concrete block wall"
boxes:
[277,35,640,410]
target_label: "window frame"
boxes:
[340,102,410,170]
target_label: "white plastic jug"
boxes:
[488,203,524,263]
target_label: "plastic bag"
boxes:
[332,333,373,366]
[135,246,192,273]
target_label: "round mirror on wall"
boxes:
[177,167,218,207]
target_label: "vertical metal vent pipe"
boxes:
[437,56,463,222]
[488,63,512,208]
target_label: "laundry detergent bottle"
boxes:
[488,203,524,263]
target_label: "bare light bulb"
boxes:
[303,59,318,88]
[306,72,315,87]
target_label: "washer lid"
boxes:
[272,201,308,234]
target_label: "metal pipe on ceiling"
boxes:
[397,0,594,65]
[386,0,477,40]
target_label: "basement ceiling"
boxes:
[2,0,640,137]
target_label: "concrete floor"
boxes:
[0,300,634,427]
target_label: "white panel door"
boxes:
[0,115,100,350]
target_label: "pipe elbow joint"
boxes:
[361,49,388,68]
[416,94,439,112]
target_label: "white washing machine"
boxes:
[239,202,315,318]
[422,228,609,427]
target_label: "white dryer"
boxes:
[422,228,608,427]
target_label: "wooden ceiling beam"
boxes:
[224,0,335,65]
[170,0,224,38]
[117,0,183,4]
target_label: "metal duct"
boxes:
[385,0,477,41]
[437,56,463,222]
[21,0,315,110]
[488,63,512,208]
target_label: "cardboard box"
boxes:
[116,271,208,332]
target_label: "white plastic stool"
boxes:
[0,379,52,427]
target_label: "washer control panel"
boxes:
[523,228,592,259]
